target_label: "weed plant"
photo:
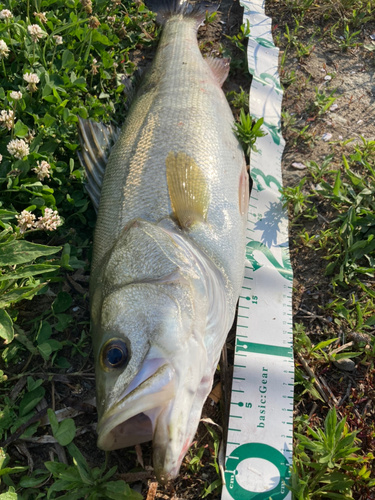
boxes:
[270,0,375,496]
[0,0,159,497]
[283,143,375,497]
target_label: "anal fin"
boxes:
[205,57,230,87]
[166,152,210,229]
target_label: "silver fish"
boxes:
[78,0,249,483]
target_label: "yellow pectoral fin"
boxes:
[166,152,210,229]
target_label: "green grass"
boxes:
[0,0,159,497]
[282,146,375,286]
[275,0,375,495]
[291,407,375,499]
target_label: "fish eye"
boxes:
[101,339,129,370]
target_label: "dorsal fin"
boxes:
[77,118,120,211]
[205,57,230,87]
[122,68,145,112]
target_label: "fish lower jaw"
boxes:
[153,436,193,485]
[97,407,161,450]
[97,362,176,451]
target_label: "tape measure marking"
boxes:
[221,1,294,498]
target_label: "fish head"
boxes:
[91,221,224,483]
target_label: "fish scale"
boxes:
[93,16,244,282]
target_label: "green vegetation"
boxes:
[291,408,374,499]
[275,0,375,496]
[282,143,375,285]
[0,0,158,497]
[282,143,375,498]
[233,109,267,159]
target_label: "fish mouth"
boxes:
[97,359,176,451]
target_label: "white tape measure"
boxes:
[222,1,294,499]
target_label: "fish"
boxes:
[77,0,249,484]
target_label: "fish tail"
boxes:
[145,0,218,28]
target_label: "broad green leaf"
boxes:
[42,84,52,97]
[92,31,114,45]
[38,342,52,359]
[201,478,222,498]
[44,461,68,475]
[49,74,65,88]
[62,50,75,69]
[27,377,44,391]
[332,170,341,197]
[50,491,89,500]
[103,481,143,500]
[0,264,59,282]
[311,338,338,352]
[47,339,62,351]
[58,468,82,482]
[14,120,29,138]
[0,240,61,266]
[52,292,72,313]
[47,409,59,437]
[0,309,14,343]
[47,478,82,499]
[19,386,45,417]
[20,420,40,439]
[19,472,49,487]
[56,356,70,368]
[67,443,93,485]
[54,313,72,332]
[0,209,17,222]
[365,314,375,326]
[333,352,362,361]
[0,284,45,308]
[55,419,76,446]
[36,321,53,344]
[14,331,37,354]
[0,466,28,477]
[43,113,56,127]
[40,139,58,154]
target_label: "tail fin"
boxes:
[145,0,218,27]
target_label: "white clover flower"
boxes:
[7,139,29,159]
[25,129,35,143]
[0,10,13,20]
[33,160,51,181]
[35,208,62,231]
[0,154,2,163]
[92,58,97,64]
[0,110,15,130]
[113,62,118,69]
[34,11,48,24]
[23,72,40,83]
[80,0,92,15]
[107,16,116,23]
[0,39,9,59]
[53,35,63,45]
[16,210,36,233]
[10,91,22,100]
[28,24,44,42]
[23,72,40,92]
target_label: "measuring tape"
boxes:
[222,1,294,499]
